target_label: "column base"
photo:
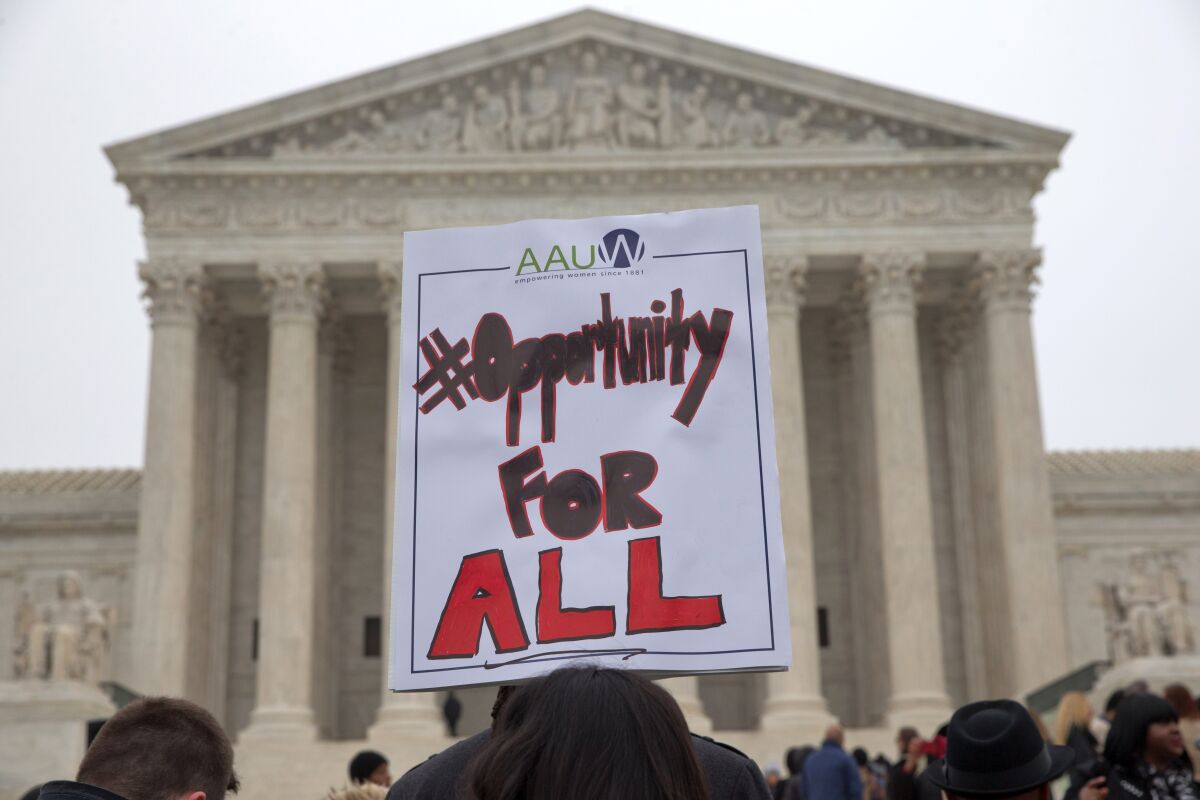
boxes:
[885,692,953,737]
[239,705,318,742]
[368,692,445,742]
[759,693,836,743]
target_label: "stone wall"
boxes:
[1049,451,1200,670]
[0,471,140,685]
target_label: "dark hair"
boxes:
[852,748,869,767]
[785,746,814,776]
[1103,693,1179,769]
[1105,689,1126,715]
[467,666,708,800]
[349,750,389,784]
[76,697,239,800]
[1163,684,1200,720]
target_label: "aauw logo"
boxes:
[515,228,648,275]
[598,228,645,269]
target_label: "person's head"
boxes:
[1104,693,1183,770]
[1105,689,1126,721]
[1052,692,1093,745]
[824,723,845,746]
[851,748,869,768]
[348,750,391,787]
[784,746,814,776]
[926,700,1074,800]
[1163,683,1200,721]
[59,570,82,599]
[895,726,920,756]
[76,697,238,800]
[764,766,781,787]
[467,666,708,800]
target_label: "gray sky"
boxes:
[1,0,1197,470]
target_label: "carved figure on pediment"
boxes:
[1098,583,1136,663]
[509,64,562,150]
[676,84,717,148]
[721,92,770,148]
[859,115,902,147]
[565,51,614,150]
[1158,563,1196,655]
[328,110,389,154]
[1120,551,1166,657]
[775,104,816,146]
[273,131,309,157]
[462,85,510,153]
[15,571,114,684]
[421,95,463,153]
[614,63,670,148]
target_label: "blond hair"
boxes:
[1053,691,1092,745]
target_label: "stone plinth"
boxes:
[0,682,115,800]
[1089,656,1200,708]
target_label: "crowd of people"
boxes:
[762,681,1200,800]
[19,670,1200,800]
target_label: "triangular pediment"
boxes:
[106,10,1067,168]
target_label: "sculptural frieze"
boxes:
[564,50,615,150]
[1098,550,1196,662]
[173,44,991,160]
[14,571,115,684]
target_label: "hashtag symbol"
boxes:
[413,328,478,414]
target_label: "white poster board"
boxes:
[389,205,790,691]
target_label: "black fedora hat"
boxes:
[925,700,1075,798]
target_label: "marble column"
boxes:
[370,260,444,741]
[859,252,951,732]
[936,299,989,701]
[973,250,1068,694]
[243,261,326,740]
[131,258,206,698]
[759,255,832,738]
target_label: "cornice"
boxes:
[116,146,1057,182]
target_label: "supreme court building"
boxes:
[3,9,1199,794]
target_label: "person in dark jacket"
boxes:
[38,697,239,800]
[801,725,863,800]
[1066,693,1198,800]
[390,669,771,800]
[925,698,1075,800]
[780,746,815,800]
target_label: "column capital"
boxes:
[378,260,403,324]
[139,258,208,327]
[764,254,808,317]
[858,251,925,316]
[972,249,1041,311]
[259,261,327,322]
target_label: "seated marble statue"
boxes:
[14,571,113,683]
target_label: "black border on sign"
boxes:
[409,249,775,676]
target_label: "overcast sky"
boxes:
[1,0,1197,470]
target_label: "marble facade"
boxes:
[2,10,1199,796]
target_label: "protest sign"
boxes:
[389,205,791,691]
